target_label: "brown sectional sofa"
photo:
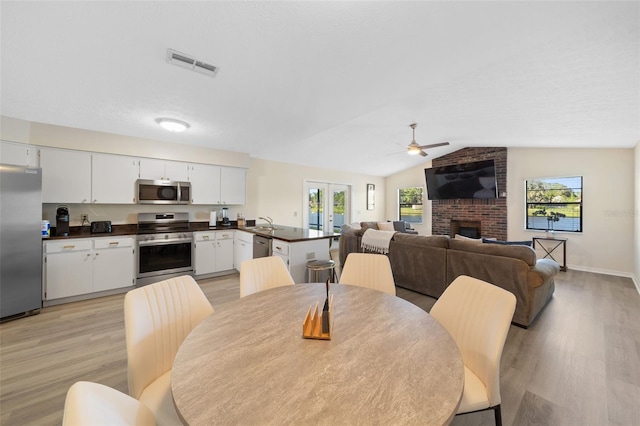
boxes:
[339,223,560,327]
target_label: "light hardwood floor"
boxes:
[1,270,639,425]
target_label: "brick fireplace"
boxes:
[431,147,507,240]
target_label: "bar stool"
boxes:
[306,259,335,283]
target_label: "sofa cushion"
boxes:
[449,239,537,266]
[483,238,533,247]
[393,233,450,248]
[454,234,483,243]
[377,222,395,231]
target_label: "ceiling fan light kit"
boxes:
[405,123,449,157]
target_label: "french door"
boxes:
[304,181,350,233]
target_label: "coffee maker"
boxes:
[56,205,70,236]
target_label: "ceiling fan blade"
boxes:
[419,150,428,157]
[418,142,450,150]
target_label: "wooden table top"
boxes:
[171,283,464,425]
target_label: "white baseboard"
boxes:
[568,265,640,295]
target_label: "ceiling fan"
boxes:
[406,123,450,157]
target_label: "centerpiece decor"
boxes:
[303,279,333,340]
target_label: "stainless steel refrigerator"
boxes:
[0,164,42,320]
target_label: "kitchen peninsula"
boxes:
[240,224,337,283]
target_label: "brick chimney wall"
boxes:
[431,147,507,240]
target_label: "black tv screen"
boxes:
[425,159,498,200]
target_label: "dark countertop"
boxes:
[44,222,337,243]
[239,224,338,243]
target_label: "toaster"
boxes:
[90,221,112,234]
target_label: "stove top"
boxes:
[137,212,190,234]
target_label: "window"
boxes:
[526,176,582,232]
[398,187,423,224]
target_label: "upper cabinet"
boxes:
[139,158,189,181]
[0,140,39,167]
[189,163,221,205]
[189,164,246,205]
[33,145,245,205]
[92,154,138,204]
[40,148,92,203]
[220,167,246,205]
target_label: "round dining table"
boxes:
[171,283,464,425]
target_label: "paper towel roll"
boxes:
[209,211,217,227]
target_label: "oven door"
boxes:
[137,238,193,279]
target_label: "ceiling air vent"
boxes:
[166,48,218,77]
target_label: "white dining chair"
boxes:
[62,381,155,426]
[124,275,213,425]
[429,275,516,426]
[240,256,295,298]
[338,253,396,296]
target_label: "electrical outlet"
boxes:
[81,214,88,222]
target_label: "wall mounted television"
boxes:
[424,159,498,200]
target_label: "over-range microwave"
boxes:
[137,179,191,205]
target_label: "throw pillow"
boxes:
[482,238,532,247]
[378,222,395,231]
[454,234,483,243]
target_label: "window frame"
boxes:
[525,176,583,233]
[398,186,424,225]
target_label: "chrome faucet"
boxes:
[258,216,274,227]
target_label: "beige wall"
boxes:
[247,158,385,228]
[384,162,432,235]
[507,148,635,277]
[635,142,640,290]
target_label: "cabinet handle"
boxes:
[95,253,100,256]
[203,236,210,240]
[63,245,75,249]
[109,242,119,246]
[93,199,97,203]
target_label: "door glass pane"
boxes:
[308,188,324,230]
[332,189,346,233]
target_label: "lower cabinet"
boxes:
[194,231,235,277]
[234,230,254,271]
[44,237,135,301]
[271,238,331,283]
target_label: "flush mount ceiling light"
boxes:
[155,118,190,132]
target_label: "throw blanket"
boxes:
[361,229,396,254]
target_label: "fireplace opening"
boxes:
[450,220,481,238]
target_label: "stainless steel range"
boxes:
[136,212,193,286]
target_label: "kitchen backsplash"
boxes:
[42,203,246,226]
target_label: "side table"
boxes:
[532,237,567,271]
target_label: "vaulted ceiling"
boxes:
[1,1,638,176]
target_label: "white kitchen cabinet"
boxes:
[194,231,217,276]
[92,154,138,204]
[188,163,221,205]
[92,237,135,292]
[215,231,235,271]
[139,158,189,181]
[271,238,331,283]
[0,140,39,167]
[44,239,93,300]
[220,167,246,205]
[234,230,254,271]
[40,148,92,203]
[44,237,135,301]
[194,231,235,276]
[188,164,246,205]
